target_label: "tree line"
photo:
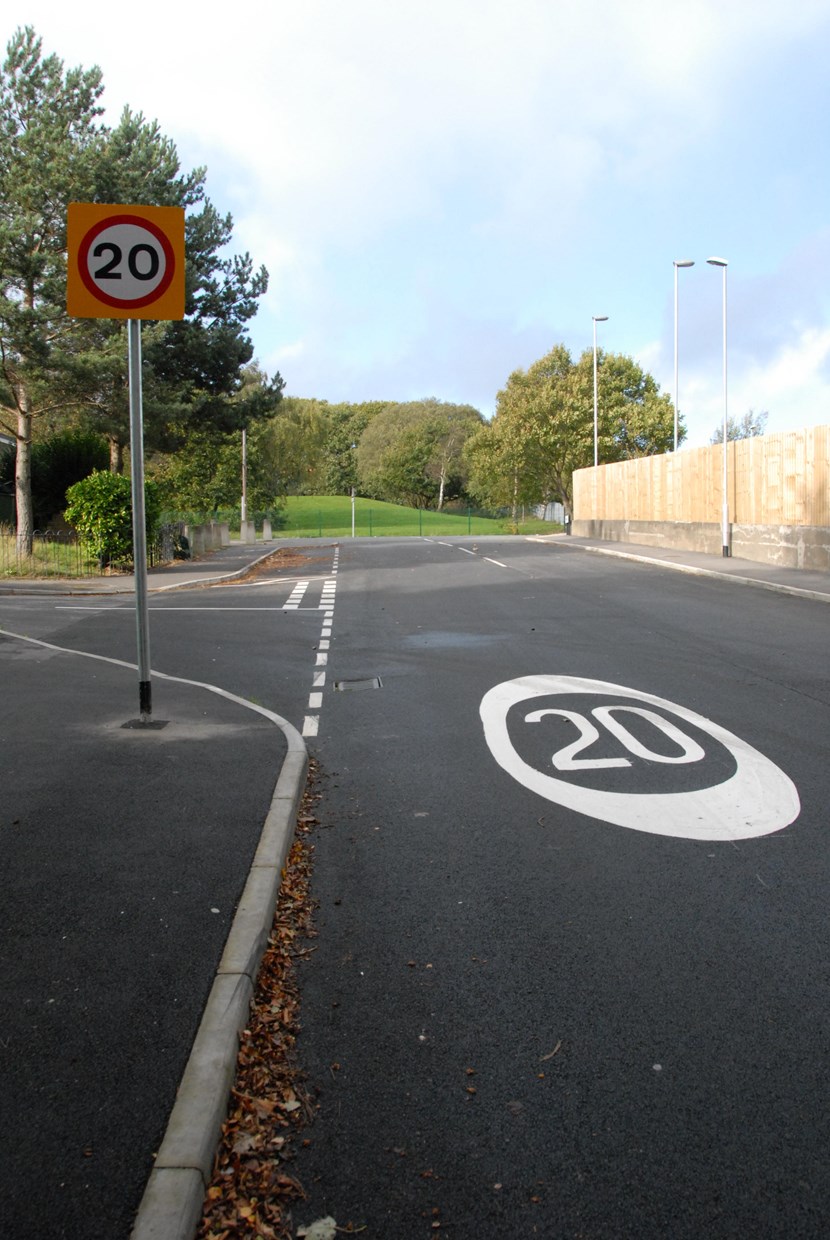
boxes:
[208,347,680,522]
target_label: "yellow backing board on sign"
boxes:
[67,202,185,320]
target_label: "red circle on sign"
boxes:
[78,214,177,310]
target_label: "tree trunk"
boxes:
[15,389,34,557]
[511,468,519,526]
[109,435,123,474]
[437,464,446,511]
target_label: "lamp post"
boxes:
[673,260,694,451]
[349,443,357,535]
[592,315,608,467]
[707,257,729,556]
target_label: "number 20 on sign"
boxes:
[67,202,185,320]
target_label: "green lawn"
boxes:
[274,496,560,538]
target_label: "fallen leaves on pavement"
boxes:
[214,547,328,586]
[197,762,321,1240]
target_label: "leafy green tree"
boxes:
[257,396,330,495]
[322,401,390,494]
[467,345,678,520]
[361,422,439,508]
[710,409,768,444]
[465,408,548,524]
[150,429,247,517]
[0,26,104,553]
[589,351,677,461]
[150,366,285,517]
[420,401,483,508]
[356,398,483,508]
[232,361,286,429]
[475,345,583,519]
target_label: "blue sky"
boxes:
[13,0,830,445]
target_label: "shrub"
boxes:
[65,471,161,568]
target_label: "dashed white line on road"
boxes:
[303,548,339,738]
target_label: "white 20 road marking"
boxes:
[480,675,800,841]
[526,705,706,770]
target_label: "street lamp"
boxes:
[592,315,608,467]
[349,443,357,535]
[673,260,695,451]
[707,258,729,556]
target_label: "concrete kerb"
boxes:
[130,733,309,1240]
[149,546,281,594]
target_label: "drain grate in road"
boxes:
[334,677,383,691]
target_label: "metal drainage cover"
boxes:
[334,677,382,691]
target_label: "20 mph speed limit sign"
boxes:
[67,202,185,320]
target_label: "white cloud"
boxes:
[667,326,830,448]
[739,326,830,429]
[9,0,830,413]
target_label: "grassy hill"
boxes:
[275,496,559,538]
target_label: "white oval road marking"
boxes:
[480,675,800,841]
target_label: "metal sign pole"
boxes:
[128,318,152,720]
[241,426,248,523]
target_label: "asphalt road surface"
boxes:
[287,537,828,1240]
[2,536,827,1239]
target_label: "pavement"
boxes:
[1,533,827,1240]
[0,538,307,1240]
[531,533,830,603]
[0,538,281,597]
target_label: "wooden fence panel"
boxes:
[574,426,830,527]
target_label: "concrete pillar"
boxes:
[185,524,207,556]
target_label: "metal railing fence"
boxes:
[0,522,186,579]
